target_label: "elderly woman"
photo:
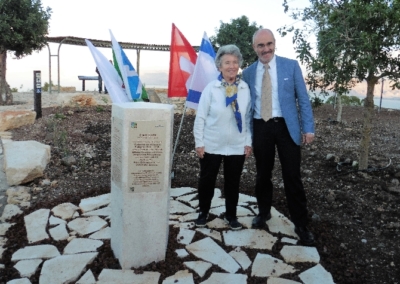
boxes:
[193,44,252,230]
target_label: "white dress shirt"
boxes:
[253,55,282,119]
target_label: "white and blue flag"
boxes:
[110,30,142,101]
[186,32,219,110]
[85,39,130,103]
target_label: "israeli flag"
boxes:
[186,32,219,110]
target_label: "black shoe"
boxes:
[251,213,272,229]
[195,212,208,228]
[224,217,243,230]
[295,226,315,246]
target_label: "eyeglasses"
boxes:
[256,42,274,49]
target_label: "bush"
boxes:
[309,94,324,108]
[326,95,362,106]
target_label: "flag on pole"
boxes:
[110,30,143,101]
[186,32,219,109]
[85,39,130,103]
[168,23,197,98]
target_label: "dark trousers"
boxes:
[98,77,103,93]
[253,118,309,226]
[198,153,245,219]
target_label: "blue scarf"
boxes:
[218,73,242,133]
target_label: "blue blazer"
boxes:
[242,56,315,145]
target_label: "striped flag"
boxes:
[85,39,130,103]
[168,23,197,98]
[186,32,219,110]
[110,30,143,101]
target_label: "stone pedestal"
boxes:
[111,102,174,269]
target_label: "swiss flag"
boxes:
[168,23,197,98]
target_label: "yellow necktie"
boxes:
[261,63,272,121]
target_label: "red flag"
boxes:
[168,23,197,98]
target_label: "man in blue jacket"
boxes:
[242,29,315,245]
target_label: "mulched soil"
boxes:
[1,103,400,284]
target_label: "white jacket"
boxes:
[193,79,252,155]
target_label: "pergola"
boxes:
[45,36,199,93]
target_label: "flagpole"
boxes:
[171,103,188,177]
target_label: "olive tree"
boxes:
[0,0,51,105]
[279,0,400,170]
[210,15,262,68]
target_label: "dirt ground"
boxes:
[1,103,400,283]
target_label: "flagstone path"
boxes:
[0,182,335,283]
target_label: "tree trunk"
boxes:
[336,94,342,122]
[0,51,13,106]
[358,77,378,170]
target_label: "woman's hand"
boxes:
[244,146,252,158]
[196,147,205,159]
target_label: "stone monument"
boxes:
[111,102,174,269]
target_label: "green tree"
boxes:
[210,15,262,68]
[279,0,400,170]
[0,0,51,105]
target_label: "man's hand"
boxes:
[302,133,315,144]
[196,147,205,158]
[244,146,252,158]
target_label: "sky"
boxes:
[7,0,314,92]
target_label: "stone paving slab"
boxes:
[88,226,111,240]
[162,269,194,284]
[196,227,222,242]
[97,269,160,284]
[39,252,98,284]
[186,237,240,273]
[78,193,110,213]
[67,216,107,236]
[51,202,79,219]
[177,228,196,245]
[280,245,320,263]
[49,223,69,241]
[0,222,15,235]
[24,208,49,243]
[251,253,297,278]
[7,278,32,284]
[13,259,42,278]
[229,247,252,270]
[267,277,302,284]
[199,272,247,284]
[63,238,103,254]
[0,204,22,221]
[183,261,212,278]
[76,269,96,284]
[298,264,335,284]
[223,229,278,250]
[11,245,60,261]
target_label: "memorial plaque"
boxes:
[128,120,166,193]
[111,117,123,188]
